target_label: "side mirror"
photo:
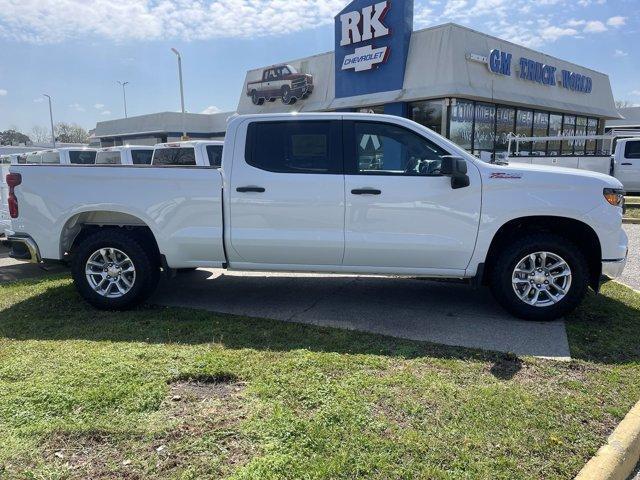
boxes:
[441,156,470,189]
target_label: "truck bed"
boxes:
[8,165,225,268]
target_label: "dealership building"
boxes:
[95,0,620,158]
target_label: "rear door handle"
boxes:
[351,188,381,195]
[236,186,265,193]
[621,163,632,166]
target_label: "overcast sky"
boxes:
[0,0,638,133]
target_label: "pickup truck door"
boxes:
[617,140,640,191]
[228,119,345,266]
[342,120,481,272]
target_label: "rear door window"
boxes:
[624,141,640,159]
[96,151,122,165]
[206,145,223,167]
[130,149,153,165]
[245,121,341,174]
[152,148,196,166]
[69,151,96,164]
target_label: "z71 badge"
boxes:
[490,172,522,179]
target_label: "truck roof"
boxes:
[154,140,224,148]
[97,145,153,152]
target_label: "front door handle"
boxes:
[621,163,632,166]
[351,188,381,195]
[236,186,265,193]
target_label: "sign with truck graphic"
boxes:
[246,64,314,105]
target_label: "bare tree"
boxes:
[615,100,636,109]
[31,125,51,144]
[54,122,90,144]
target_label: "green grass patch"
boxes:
[625,205,640,219]
[0,275,639,479]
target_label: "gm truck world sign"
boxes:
[334,0,413,98]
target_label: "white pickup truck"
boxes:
[151,140,224,167]
[4,113,628,320]
[20,147,97,165]
[95,146,154,165]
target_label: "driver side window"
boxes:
[352,121,450,176]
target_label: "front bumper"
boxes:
[602,257,627,278]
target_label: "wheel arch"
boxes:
[60,210,161,265]
[482,215,602,291]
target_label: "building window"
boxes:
[473,103,496,158]
[586,118,598,154]
[409,100,445,135]
[532,111,549,155]
[495,106,515,154]
[449,100,474,151]
[548,114,563,155]
[515,109,534,155]
[562,115,576,155]
[574,116,587,155]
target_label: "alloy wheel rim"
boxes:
[85,247,136,298]
[511,251,572,308]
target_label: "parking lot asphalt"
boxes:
[621,224,640,291]
[152,269,571,359]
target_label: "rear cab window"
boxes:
[206,145,223,167]
[131,149,153,165]
[69,151,96,164]
[152,147,196,166]
[245,121,341,174]
[624,141,640,159]
[96,151,122,165]
[41,151,61,164]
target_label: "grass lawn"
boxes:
[625,205,640,219]
[0,276,639,479]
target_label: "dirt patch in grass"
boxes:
[33,374,254,479]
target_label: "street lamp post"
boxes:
[117,81,129,118]
[42,94,55,148]
[170,47,187,140]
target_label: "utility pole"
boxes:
[171,48,187,140]
[117,81,129,118]
[42,94,55,148]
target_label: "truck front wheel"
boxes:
[281,85,296,105]
[71,229,160,310]
[489,233,589,321]
[251,90,264,106]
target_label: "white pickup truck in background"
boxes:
[20,147,97,165]
[4,113,628,320]
[96,146,154,165]
[151,140,223,167]
[508,134,640,193]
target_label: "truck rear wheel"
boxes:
[71,229,160,310]
[489,233,589,321]
[281,85,296,105]
[251,90,264,106]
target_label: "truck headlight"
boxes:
[603,188,625,208]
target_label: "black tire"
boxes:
[71,229,160,310]
[251,91,264,106]
[281,85,296,105]
[489,233,589,321]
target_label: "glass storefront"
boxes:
[409,100,445,135]
[409,97,604,158]
[448,100,474,151]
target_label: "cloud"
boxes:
[100,110,111,115]
[631,90,640,97]
[0,89,7,96]
[94,103,105,109]
[583,20,607,33]
[606,16,626,27]
[33,97,44,103]
[566,19,586,27]
[201,105,222,114]
[0,0,348,43]
[613,49,628,57]
[541,25,579,41]
[69,102,85,112]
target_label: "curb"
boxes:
[574,399,640,480]
[623,218,640,225]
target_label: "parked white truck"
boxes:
[507,134,640,193]
[3,113,628,320]
[151,140,224,167]
[95,146,154,165]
